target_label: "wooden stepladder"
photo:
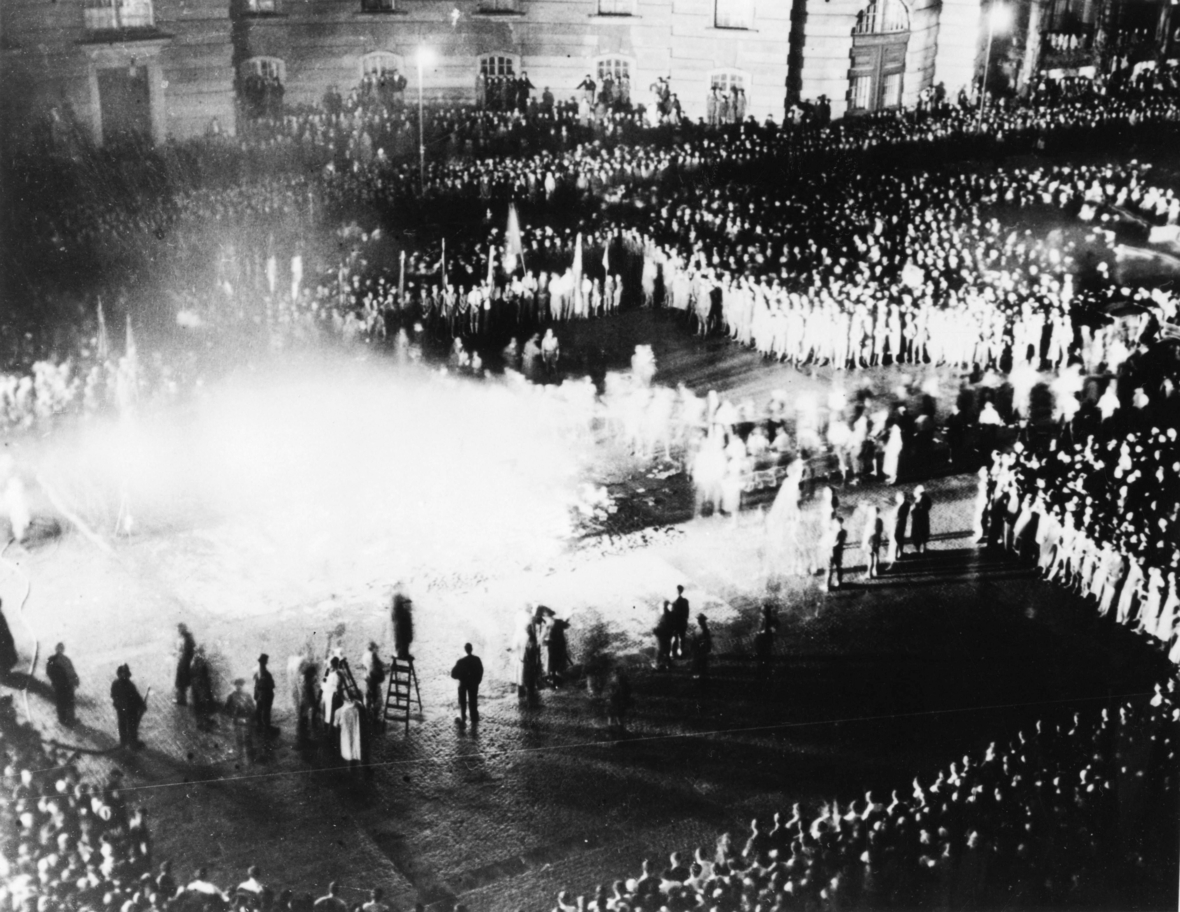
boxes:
[382,657,422,734]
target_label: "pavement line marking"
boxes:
[26,688,1153,790]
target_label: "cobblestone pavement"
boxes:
[2,463,1167,911]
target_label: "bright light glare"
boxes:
[36,355,593,600]
[988,3,1011,31]
[416,46,435,68]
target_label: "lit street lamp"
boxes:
[416,45,435,195]
[977,2,1011,132]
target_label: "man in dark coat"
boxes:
[885,491,910,568]
[391,588,414,660]
[653,602,675,671]
[253,654,275,735]
[111,664,147,749]
[0,598,17,677]
[174,624,195,705]
[910,485,932,554]
[450,643,483,727]
[45,642,80,726]
[670,585,690,658]
[545,618,571,687]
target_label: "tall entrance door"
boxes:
[98,66,151,144]
[848,0,910,113]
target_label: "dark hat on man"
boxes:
[258,654,269,664]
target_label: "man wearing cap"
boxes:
[45,642,80,726]
[226,678,256,762]
[253,654,275,737]
[110,664,147,749]
[451,643,483,727]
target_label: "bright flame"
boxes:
[35,354,592,599]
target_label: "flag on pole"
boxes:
[487,245,495,287]
[441,238,448,288]
[291,254,303,302]
[96,298,110,362]
[572,232,584,312]
[504,203,524,274]
[398,250,406,305]
[602,237,610,276]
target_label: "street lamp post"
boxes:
[416,46,434,195]
[977,3,1011,132]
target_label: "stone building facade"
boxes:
[1,0,1176,147]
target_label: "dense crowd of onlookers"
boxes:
[4,659,1175,912]
[0,694,406,912]
[546,679,1178,911]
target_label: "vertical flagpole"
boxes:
[442,238,447,289]
[399,250,406,306]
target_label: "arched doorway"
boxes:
[848,0,909,113]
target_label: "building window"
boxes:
[360,0,395,10]
[848,0,908,113]
[477,0,518,11]
[597,0,633,15]
[241,56,285,81]
[714,0,752,30]
[243,0,278,11]
[361,51,403,77]
[706,69,749,123]
[709,69,747,94]
[852,0,908,34]
[84,0,154,31]
[479,54,517,77]
[239,56,286,117]
[850,74,872,110]
[595,57,632,102]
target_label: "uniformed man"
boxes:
[451,643,483,728]
[45,642,80,726]
[253,654,275,736]
[110,664,147,749]
[226,678,256,761]
[670,585,690,658]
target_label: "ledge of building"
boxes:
[587,13,641,21]
[469,9,526,17]
[77,28,173,45]
[354,8,410,14]
[237,11,291,18]
[707,25,759,33]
